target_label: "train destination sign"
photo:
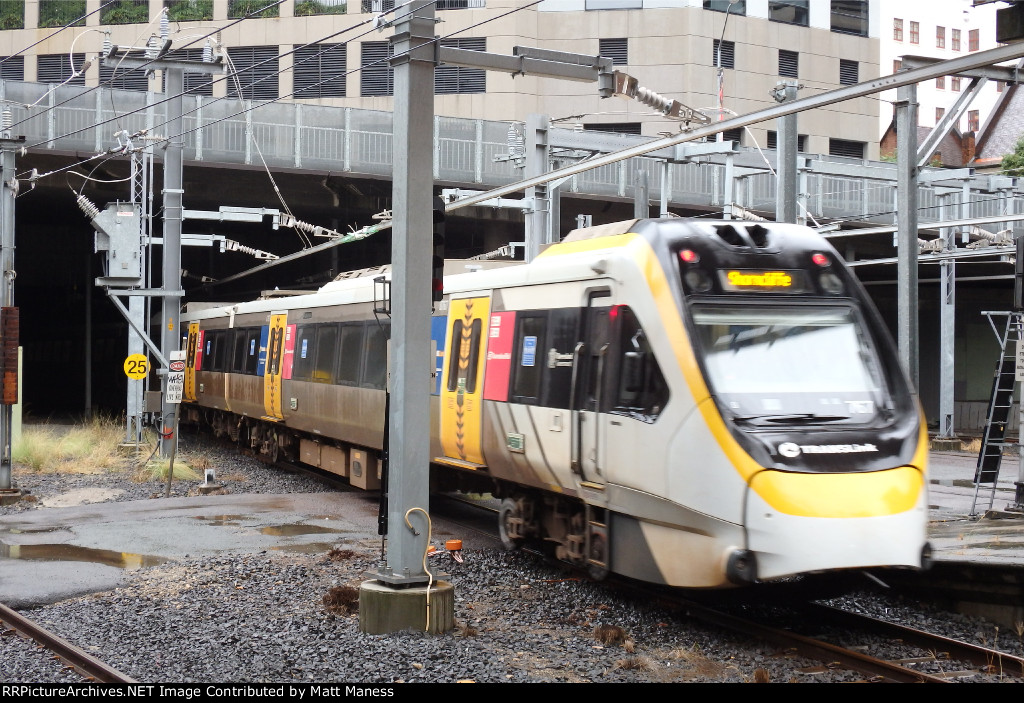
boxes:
[719,269,808,293]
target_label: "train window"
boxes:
[292,325,317,381]
[541,309,578,409]
[337,324,365,386]
[446,318,482,394]
[611,306,668,421]
[244,329,261,375]
[312,325,338,383]
[511,315,546,404]
[208,330,229,372]
[362,321,390,389]
[231,330,247,373]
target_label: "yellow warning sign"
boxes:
[123,353,149,379]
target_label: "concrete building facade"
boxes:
[0,0,883,157]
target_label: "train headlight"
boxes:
[684,268,713,293]
[818,271,845,295]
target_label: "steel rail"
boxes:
[0,602,137,683]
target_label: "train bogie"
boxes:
[180,217,930,591]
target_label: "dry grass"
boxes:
[13,416,136,474]
[322,585,360,615]
[134,458,200,482]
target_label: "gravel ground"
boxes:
[2,432,1022,684]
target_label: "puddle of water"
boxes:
[0,542,168,569]
[4,527,63,535]
[270,542,336,554]
[260,523,345,536]
[191,515,244,527]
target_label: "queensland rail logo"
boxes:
[777,442,878,457]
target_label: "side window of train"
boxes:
[292,325,317,381]
[231,329,248,373]
[337,323,365,386]
[446,318,483,394]
[612,306,669,421]
[209,330,229,372]
[312,325,339,384]
[244,329,260,375]
[510,314,546,404]
[362,321,390,390]
[541,308,577,409]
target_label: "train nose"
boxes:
[726,549,758,585]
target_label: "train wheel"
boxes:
[498,498,524,551]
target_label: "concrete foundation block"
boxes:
[358,579,455,634]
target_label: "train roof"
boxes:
[180,218,836,321]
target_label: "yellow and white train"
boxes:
[180,217,931,589]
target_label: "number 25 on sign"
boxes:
[124,353,149,379]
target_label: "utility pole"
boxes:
[360,0,454,635]
[0,115,22,504]
[773,80,799,224]
[896,82,920,390]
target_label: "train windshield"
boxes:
[690,304,891,425]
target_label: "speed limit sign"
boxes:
[124,353,149,379]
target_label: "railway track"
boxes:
[0,603,136,683]
[430,491,1024,683]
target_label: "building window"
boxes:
[37,53,86,85]
[894,18,903,41]
[713,39,735,69]
[936,26,945,49]
[951,76,961,91]
[228,0,279,18]
[720,127,743,144]
[704,0,746,13]
[997,80,1004,93]
[294,0,348,15]
[599,38,628,66]
[226,46,279,100]
[968,110,979,132]
[935,107,945,124]
[361,41,393,97]
[0,2,23,29]
[436,38,486,94]
[583,122,641,135]
[779,49,798,78]
[936,76,945,90]
[893,59,902,72]
[769,0,808,26]
[99,50,150,91]
[101,0,148,24]
[39,0,85,28]
[437,0,486,8]
[831,0,868,37]
[0,56,25,82]
[839,59,858,85]
[969,28,979,51]
[829,138,864,159]
[293,43,347,99]
[952,28,961,51]
[766,131,807,151]
[361,0,394,10]
[165,0,213,22]
[910,21,919,44]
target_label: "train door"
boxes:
[262,312,289,421]
[184,322,200,402]
[573,290,612,486]
[438,296,491,468]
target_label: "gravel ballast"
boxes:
[2,433,1022,684]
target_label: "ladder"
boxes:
[971,311,1024,516]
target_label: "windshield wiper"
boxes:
[731,413,849,424]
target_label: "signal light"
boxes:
[432,196,446,303]
[811,252,830,267]
[679,249,700,264]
